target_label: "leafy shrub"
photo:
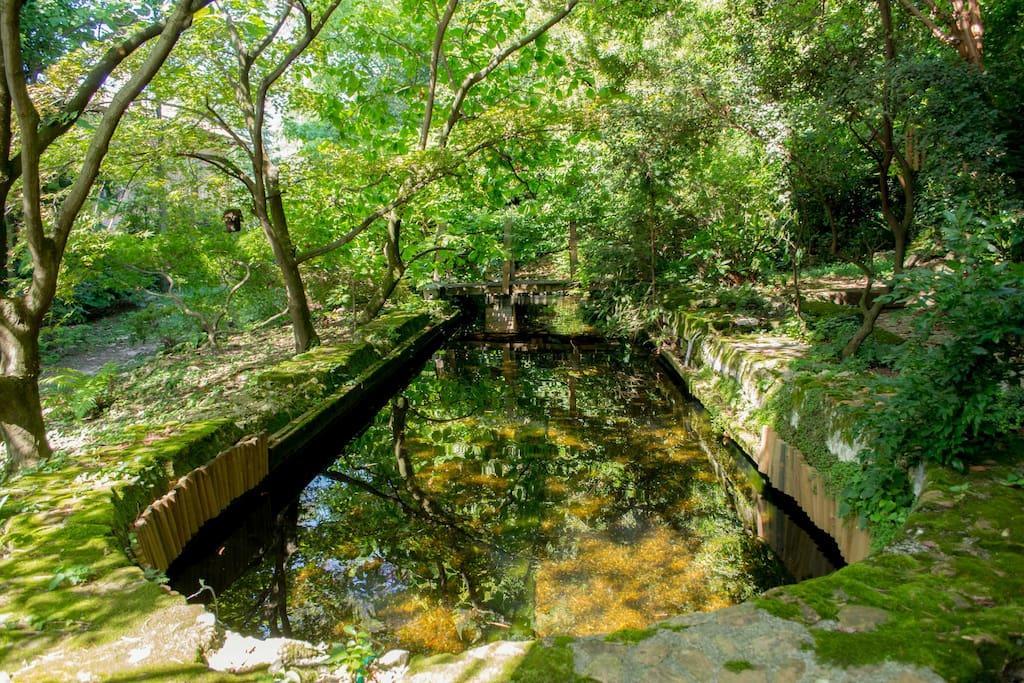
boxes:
[805,314,902,369]
[707,284,771,315]
[862,208,1023,471]
[842,208,1023,543]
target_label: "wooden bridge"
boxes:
[423,213,584,300]
[421,277,577,298]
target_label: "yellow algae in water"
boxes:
[565,494,613,522]
[463,472,511,491]
[382,595,465,654]
[422,459,463,493]
[546,425,590,450]
[534,524,733,636]
[545,477,569,496]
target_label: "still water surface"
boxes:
[183,341,836,654]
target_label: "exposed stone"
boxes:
[405,641,530,683]
[774,659,806,683]
[668,647,714,676]
[837,605,890,632]
[205,631,326,673]
[378,649,411,669]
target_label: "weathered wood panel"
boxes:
[133,433,269,571]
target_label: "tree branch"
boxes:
[437,0,579,148]
[204,99,254,159]
[185,151,256,193]
[896,0,959,46]
[420,0,459,150]
[251,1,296,65]
[53,0,202,258]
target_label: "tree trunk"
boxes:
[262,190,319,353]
[791,242,803,319]
[360,210,404,323]
[391,396,435,517]
[0,311,51,472]
[844,0,914,359]
[953,0,984,68]
[0,182,9,292]
[824,201,839,257]
[841,298,885,359]
[502,214,514,295]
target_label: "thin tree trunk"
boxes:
[391,396,435,517]
[791,242,803,319]
[263,190,319,353]
[501,214,514,295]
[824,201,838,257]
[845,0,914,358]
[842,298,885,359]
[568,219,578,280]
[0,184,9,293]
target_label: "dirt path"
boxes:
[43,312,161,376]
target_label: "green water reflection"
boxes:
[217,343,788,653]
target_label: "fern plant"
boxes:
[42,363,120,421]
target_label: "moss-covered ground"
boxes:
[755,453,1024,679]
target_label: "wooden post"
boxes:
[152,501,177,568]
[194,467,211,522]
[128,433,272,572]
[501,214,514,295]
[569,219,578,281]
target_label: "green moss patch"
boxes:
[0,311,449,678]
[754,457,1024,680]
[603,627,658,643]
[255,341,380,393]
[0,420,240,671]
[357,310,433,354]
[509,637,591,682]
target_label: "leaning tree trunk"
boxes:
[263,191,319,353]
[360,210,404,324]
[842,298,885,359]
[0,307,51,472]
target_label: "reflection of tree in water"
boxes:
[217,346,787,652]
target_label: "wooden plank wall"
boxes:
[133,433,268,571]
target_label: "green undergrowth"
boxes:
[673,309,908,545]
[758,371,864,499]
[603,626,658,643]
[0,308,447,677]
[723,659,755,673]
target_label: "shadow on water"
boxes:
[169,324,843,655]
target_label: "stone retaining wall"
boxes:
[666,313,871,562]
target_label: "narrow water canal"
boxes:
[171,335,841,655]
